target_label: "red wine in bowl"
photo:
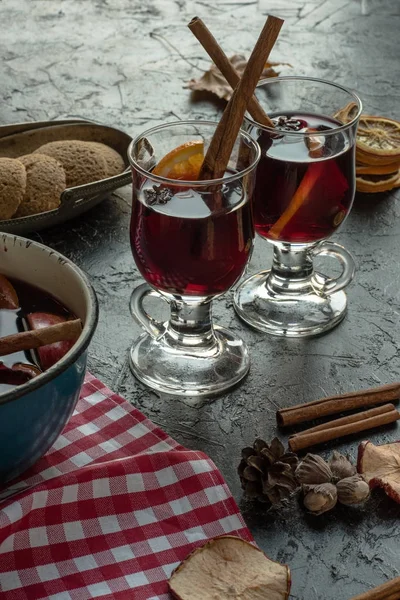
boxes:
[130,180,254,297]
[253,112,355,243]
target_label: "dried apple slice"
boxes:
[0,275,19,309]
[169,535,291,600]
[357,440,400,503]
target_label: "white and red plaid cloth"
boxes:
[0,373,251,600]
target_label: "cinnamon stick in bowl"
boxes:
[0,319,82,357]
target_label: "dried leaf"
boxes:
[169,536,291,600]
[358,440,400,503]
[186,54,289,101]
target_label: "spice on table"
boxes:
[288,404,400,452]
[357,440,400,504]
[336,475,370,506]
[329,450,357,480]
[276,382,400,427]
[238,437,298,505]
[168,535,291,600]
[303,482,337,515]
[348,575,400,600]
[296,452,369,515]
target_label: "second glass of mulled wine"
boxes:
[128,121,260,397]
[234,77,362,337]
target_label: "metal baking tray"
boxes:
[0,119,133,234]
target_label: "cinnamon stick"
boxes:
[198,14,284,180]
[188,17,274,127]
[288,407,400,453]
[290,404,395,438]
[0,319,82,356]
[349,576,400,600]
[277,383,400,427]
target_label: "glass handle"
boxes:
[129,283,167,339]
[311,241,356,297]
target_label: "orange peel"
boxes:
[152,140,204,180]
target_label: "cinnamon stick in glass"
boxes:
[288,406,400,453]
[277,383,400,427]
[188,17,274,127]
[348,575,400,600]
[0,319,82,356]
[198,14,284,181]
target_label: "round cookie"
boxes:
[34,140,108,188]
[15,153,66,217]
[86,142,125,177]
[0,158,26,220]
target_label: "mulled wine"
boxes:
[0,276,76,393]
[130,180,253,296]
[253,112,355,243]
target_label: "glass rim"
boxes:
[127,119,261,187]
[245,75,363,136]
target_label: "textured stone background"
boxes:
[1,0,400,597]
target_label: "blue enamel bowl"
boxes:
[0,233,98,483]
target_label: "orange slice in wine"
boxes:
[356,169,400,193]
[152,141,204,180]
[356,115,400,166]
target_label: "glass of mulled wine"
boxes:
[234,77,362,337]
[128,121,260,397]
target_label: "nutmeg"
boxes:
[295,454,332,485]
[336,475,370,506]
[303,483,337,515]
[329,451,356,481]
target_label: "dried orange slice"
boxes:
[152,140,204,180]
[356,162,400,175]
[356,169,399,193]
[356,115,400,165]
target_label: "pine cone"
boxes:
[238,438,299,505]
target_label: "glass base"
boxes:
[234,270,348,338]
[129,325,250,397]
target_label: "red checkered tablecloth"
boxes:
[0,373,252,600]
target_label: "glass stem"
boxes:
[164,297,217,351]
[266,242,315,295]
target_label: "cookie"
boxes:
[86,142,125,177]
[0,158,26,220]
[34,140,108,187]
[15,153,66,217]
